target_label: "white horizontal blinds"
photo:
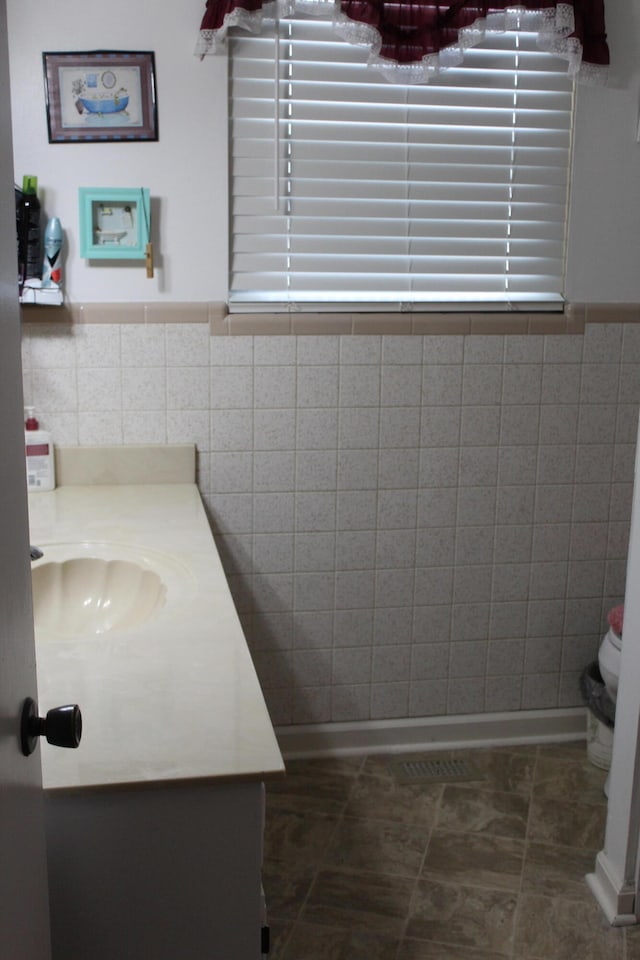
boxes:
[229,17,574,310]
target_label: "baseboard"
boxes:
[586,852,638,925]
[275,707,586,759]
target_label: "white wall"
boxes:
[565,0,640,302]
[7,0,228,303]
[7,0,640,306]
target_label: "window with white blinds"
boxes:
[228,16,575,313]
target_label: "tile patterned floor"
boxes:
[263,742,640,959]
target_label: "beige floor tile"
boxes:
[323,816,429,878]
[267,759,361,815]
[514,892,624,960]
[527,796,606,849]
[301,868,414,935]
[406,877,517,954]
[533,754,608,806]
[460,747,537,795]
[269,919,294,960]
[264,809,340,867]
[262,858,316,920]
[423,830,525,892]
[626,923,640,959]
[521,841,597,899]
[436,783,530,839]
[281,921,399,960]
[345,769,443,827]
[398,940,508,960]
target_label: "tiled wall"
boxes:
[21,319,640,726]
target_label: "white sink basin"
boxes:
[32,542,194,638]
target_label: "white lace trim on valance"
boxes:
[195,1,607,85]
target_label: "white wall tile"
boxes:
[254,408,296,450]
[254,336,295,365]
[421,407,461,447]
[122,410,167,444]
[77,367,121,412]
[254,492,294,534]
[451,602,490,642]
[296,450,337,491]
[254,365,297,407]
[211,409,252,450]
[293,571,335,610]
[295,492,336,532]
[371,682,409,718]
[254,533,294,574]
[297,365,339,407]
[254,451,295,492]
[337,490,378,530]
[293,612,333,650]
[339,365,380,406]
[121,324,165,367]
[462,365,503,405]
[211,366,253,408]
[340,335,381,364]
[32,368,78,412]
[464,336,504,363]
[422,336,464,364]
[297,335,339,365]
[78,411,123,445]
[334,609,373,647]
[211,336,254,365]
[166,410,210,451]
[294,532,336,573]
[211,451,254,494]
[379,407,421,448]
[460,406,500,446]
[373,606,413,645]
[377,489,417,529]
[412,604,452,644]
[422,365,463,405]
[297,408,338,449]
[372,645,411,682]
[167,366,209,410]
[122,367,166,411]
[23,320,638,728]
[381,365,422,406]
[75,324,121,367]
[166,323,210,366]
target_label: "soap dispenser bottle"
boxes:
[25,408,55,491]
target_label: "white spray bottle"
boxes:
[42,217,63,288]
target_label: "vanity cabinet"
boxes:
[45,780,265,959]
[30,448,284,960]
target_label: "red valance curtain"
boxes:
[195,1,609,83]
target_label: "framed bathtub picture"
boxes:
[79,187,151,259]
[43,51,158,143]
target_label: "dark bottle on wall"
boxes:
[17,174,42,294]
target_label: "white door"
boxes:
[0,1,52,955]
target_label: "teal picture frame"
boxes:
[79,187,150,259]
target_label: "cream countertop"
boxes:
[28,482,285,792]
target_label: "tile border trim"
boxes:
[20,301,640,334]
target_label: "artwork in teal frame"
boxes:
[79,187,150,259]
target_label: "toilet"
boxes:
[598,604,624,703]
[596,604,624,796]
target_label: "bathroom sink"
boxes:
[31,542,194,638]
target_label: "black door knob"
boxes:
[21,697,82,757]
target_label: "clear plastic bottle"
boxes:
[25,407,55,492]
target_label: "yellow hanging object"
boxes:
[145,241,154,279]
